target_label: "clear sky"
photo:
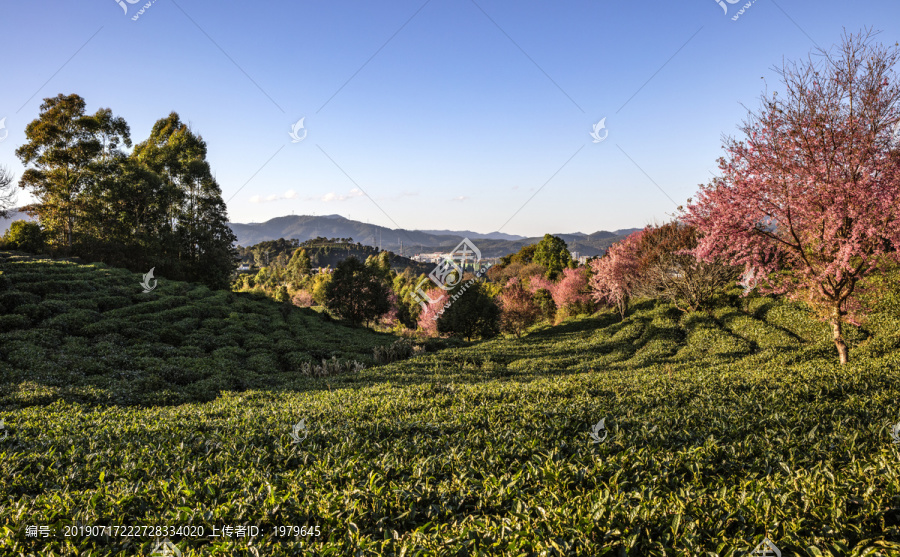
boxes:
[1,1,898,237]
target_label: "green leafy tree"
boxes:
[285,248,312,287]
[392,269,425,329]
[78,154,167,266]
[324,257,391,326]
[436,281,500,340]
[311,272,331,306]
[16,94,131,251]
[500,243,538,266]
[365,251,394,283]
[132,113,237,288]
[533,234,572,279]
[2,221,44,253]
[275,285,290,303]
[532,288,557,322]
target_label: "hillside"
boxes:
[228,214,639,257]
[3,252,900,554]
[229,215,456,253]
[0,251,396,407]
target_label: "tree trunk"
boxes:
[831,305,849,365]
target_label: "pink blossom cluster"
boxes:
[588,230,644,311]
[526,267,591,310]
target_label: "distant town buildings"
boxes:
[411,252,447,264]
[412,252,501,269]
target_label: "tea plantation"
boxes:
[2,252,900,556]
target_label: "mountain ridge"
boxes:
[228,215,640,258]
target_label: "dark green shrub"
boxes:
[0,291,41,311]
[43,309,101,335]
[246,352,280,373]
[211,346,247,361]
[0,314,30,332]
[153,362,202,386]
[242,333,271,351]
[280,352,314,371]
[97,296,131,312]
[155,327,184,346]
[175,345,204,359]
[436,281,500,340]
[41,299,70,315]
[13,303,52,322]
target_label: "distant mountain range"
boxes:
[0,209,639,258]
[228,214,640,258]
[416,229,525,242]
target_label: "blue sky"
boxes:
[1,1,898,237]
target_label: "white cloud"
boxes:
[451,196,468,202]
[319,188,365,202]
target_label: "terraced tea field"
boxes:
[2,252,900,556]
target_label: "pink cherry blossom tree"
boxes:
[684,30,900,364]
[549,267,593,318]
[291,290,314,308]
[526,274,554,294]
[379,292,401,328]
[499,278,540,337]
[416,287,448,337]
[589,230,644,319]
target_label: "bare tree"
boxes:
[632,221,738,312]
[635,252,737,313]
[0,165,16,219]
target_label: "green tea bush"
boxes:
[12,303,51,322]
[208,345,245,361]
[6,251,900,555]
[246,352,281,373]
[0,313,30,332]
[280,351,314,370]
[0,290,40,310]
[40,299,70,316]
[43,309,101,335]
[95,294,131,312]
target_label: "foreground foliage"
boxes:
[1,253,900,555]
